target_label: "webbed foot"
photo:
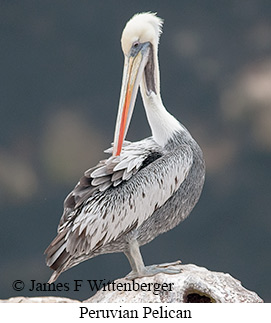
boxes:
[126,260,182,279]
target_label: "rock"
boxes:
[0,264,263,303]
[85,264,263,303]
[0,296,79,303]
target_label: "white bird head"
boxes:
[121,12,163,56]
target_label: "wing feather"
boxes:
[57,137,193,256]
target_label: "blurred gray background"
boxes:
[1,0,270,301]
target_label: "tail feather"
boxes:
[45,229,71,283]
[47,250,71,283]
[44,230,67,256]
[48,269,62,284]
[45,228,95,283]
[46,243,67,268]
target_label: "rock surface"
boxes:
[0,264,263,303]
[0,296,79,303]
[85,264,263,303]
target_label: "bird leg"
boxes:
[124,240,182,280]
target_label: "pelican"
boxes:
[45,12,205,283]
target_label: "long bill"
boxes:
[112,43,150,156]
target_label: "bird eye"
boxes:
[133,41,139,48]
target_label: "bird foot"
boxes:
[125,260,182,280]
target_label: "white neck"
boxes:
[139,47,185,147]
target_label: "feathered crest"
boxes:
[131,12,164,42]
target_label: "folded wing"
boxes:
[45,137,193,269]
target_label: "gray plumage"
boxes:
[45,12,205,283]
[45,132,204,283]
